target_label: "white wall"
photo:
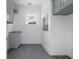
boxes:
[13,5,42,44]
[41,0,53,55]
[7,24,13,37]
[41,0,73,58]
[51,15,68,55]
[66,14,73,58]
[51,14,73,56]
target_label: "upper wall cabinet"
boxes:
[53,0,73,15]
[7,0,15,24]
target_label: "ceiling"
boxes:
[13,0,41,6]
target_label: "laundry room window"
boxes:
[25,14,37,24]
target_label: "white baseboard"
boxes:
[42,44,53,55]
[42,44,68,56]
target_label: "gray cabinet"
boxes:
[7,0,15,24]
[53,0,73,15]
[9,31,21,48]
[63,0,73,8]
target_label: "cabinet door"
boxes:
[53,0,61,13]
[63,0,73,8]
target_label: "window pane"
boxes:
[25,14,37,24]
